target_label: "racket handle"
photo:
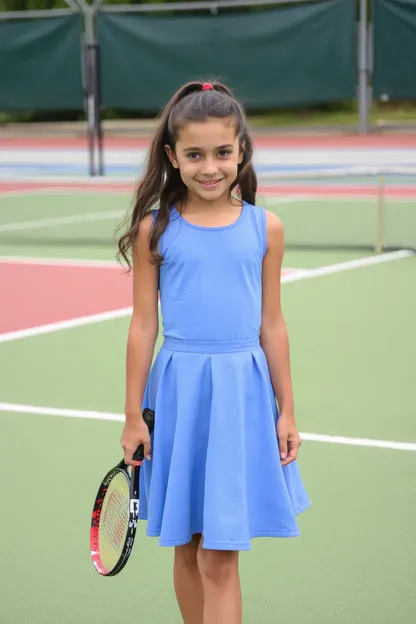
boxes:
[132,444,145,463]
[132,409,155,463]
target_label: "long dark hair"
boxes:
[117,80,257,269]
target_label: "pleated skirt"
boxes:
[138,336,311,550]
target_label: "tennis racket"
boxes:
[90,408,155,577]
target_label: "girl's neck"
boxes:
[180,191,241,215]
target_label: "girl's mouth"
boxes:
[198,179,223,188]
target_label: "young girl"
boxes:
[118,80,310,624]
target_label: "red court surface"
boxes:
[0,262,132,334]
[0,261,298,336]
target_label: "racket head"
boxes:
[90,409,154,576]
[90,461,139,576]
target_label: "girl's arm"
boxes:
[260,210,302,466]
[121,213,159,465]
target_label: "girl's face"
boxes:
[166,117,244,203]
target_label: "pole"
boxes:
[376,174,384,253]
[63,0,102,176]
[84,43,96,176]
[84,8,97,176]
[93,43,104,176]
[358,0,369,134]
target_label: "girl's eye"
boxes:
[187,152,201,160]
[218,149,232,157]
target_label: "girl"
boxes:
[118,80,310,624]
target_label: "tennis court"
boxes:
[1,173,415,623]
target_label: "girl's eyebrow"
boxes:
[182,147,201,152]
[182,144,234,153]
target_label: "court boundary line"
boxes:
[1,188,416,202]
[0,189,307,202]
[0,255,303,272]
[0,402,414,452]
[0,249,412,345]
[280,249,413,283]
[0,255,122,268]
[0,188,133,199]
[0,307,133,343]
[0,208,125,233]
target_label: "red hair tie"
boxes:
[201,82,214,91]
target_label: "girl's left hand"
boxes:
[276,414,302,466]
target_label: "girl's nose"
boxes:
[200,158,219,176]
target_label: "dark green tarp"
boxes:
[0,14,83,111]
[373,0,416,100]
[98,0,356,112]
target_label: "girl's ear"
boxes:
[238,140,246,165]
[165,145,179,169]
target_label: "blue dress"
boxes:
[139,202,311,550]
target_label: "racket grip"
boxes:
[132,409,155,463]
[132,444,145,463]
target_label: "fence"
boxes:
[1,0,416,175]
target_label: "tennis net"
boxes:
[0,166,415,253]
[258,166,416,253]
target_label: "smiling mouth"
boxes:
[197,179,224,186]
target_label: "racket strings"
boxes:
[99,472,130,570]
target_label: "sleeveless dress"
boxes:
[138,202,311,550]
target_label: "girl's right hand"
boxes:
[121,418,151,466]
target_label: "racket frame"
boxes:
[90,409,154,576]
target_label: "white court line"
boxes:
[0,189,133,200]
[0,402,124,423]
[1,402,415,452]
[265,194,416,204]
[0,255,120,269]
[0,256,303,271]
[0,249,413,345]
[0,209,124,233]
[0,188,303,203]
[282,249,414,283]
[0,307,133,344]
[300,432,416,452]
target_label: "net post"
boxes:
[84,6,99,176]
[94,42,104,176]
[63,0,97,176]
[376,173,384,253]
[84,42,96,176]
[358,0,369,135]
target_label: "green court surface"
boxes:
[0,189,415,261]
[1,190,415,624]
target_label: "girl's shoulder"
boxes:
[242,201,265,221]
[243,201,272,221]
[245,202,283,229]
[243,203,284,255]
